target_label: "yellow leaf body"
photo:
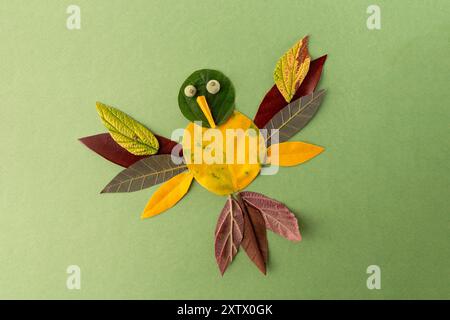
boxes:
[182,111,263,195]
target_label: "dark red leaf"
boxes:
[79,133,181,168]
[246,204,268,262]
[156,135,182,156]
[253,55,327,128]
[238,194,268,275]
[214,196,244,275]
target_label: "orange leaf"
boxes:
[267,142,324,167]
[141,171,194,219]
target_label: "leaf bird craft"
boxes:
[79,35,327,275]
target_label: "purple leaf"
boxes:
[214,196,244,275]
[240,191,302,242]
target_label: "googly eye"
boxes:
[184,85,197,98]
[206,80,220,94]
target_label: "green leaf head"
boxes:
[178,69,235,128]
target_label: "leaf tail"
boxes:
[235,193,268,275]
[240,191,302,242]
[214,196,244,276]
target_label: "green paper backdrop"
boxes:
[0,0,448,299]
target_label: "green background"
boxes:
[1,0,449,299]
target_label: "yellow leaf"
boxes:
[96,102,159,156]
[267,141,324,167]
[141,171,194,219]
[274,36,311,103]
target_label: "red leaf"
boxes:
[156,135,182,156]
[253,55,327,128]
[214,196,244,276]
[79,133,181,168]
[238,194,268,275]
[241,191,302,242]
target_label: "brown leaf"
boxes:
[214,196,244,275]
[238,195,267,275]
[101,155,187,193]
[263,90,326,147]
[241,191,301,242]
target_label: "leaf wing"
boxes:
[214,196,244,275]
[79,133,147,168]
[101,154,187,193]
[79,133,181,168]
[96,102,159,155]
[240,191,301,242]
[253,55,327,128]
[263,90,326,146]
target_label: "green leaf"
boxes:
[96,102,159,155]
[178,69,235,127]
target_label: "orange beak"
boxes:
[196,96,216,128]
